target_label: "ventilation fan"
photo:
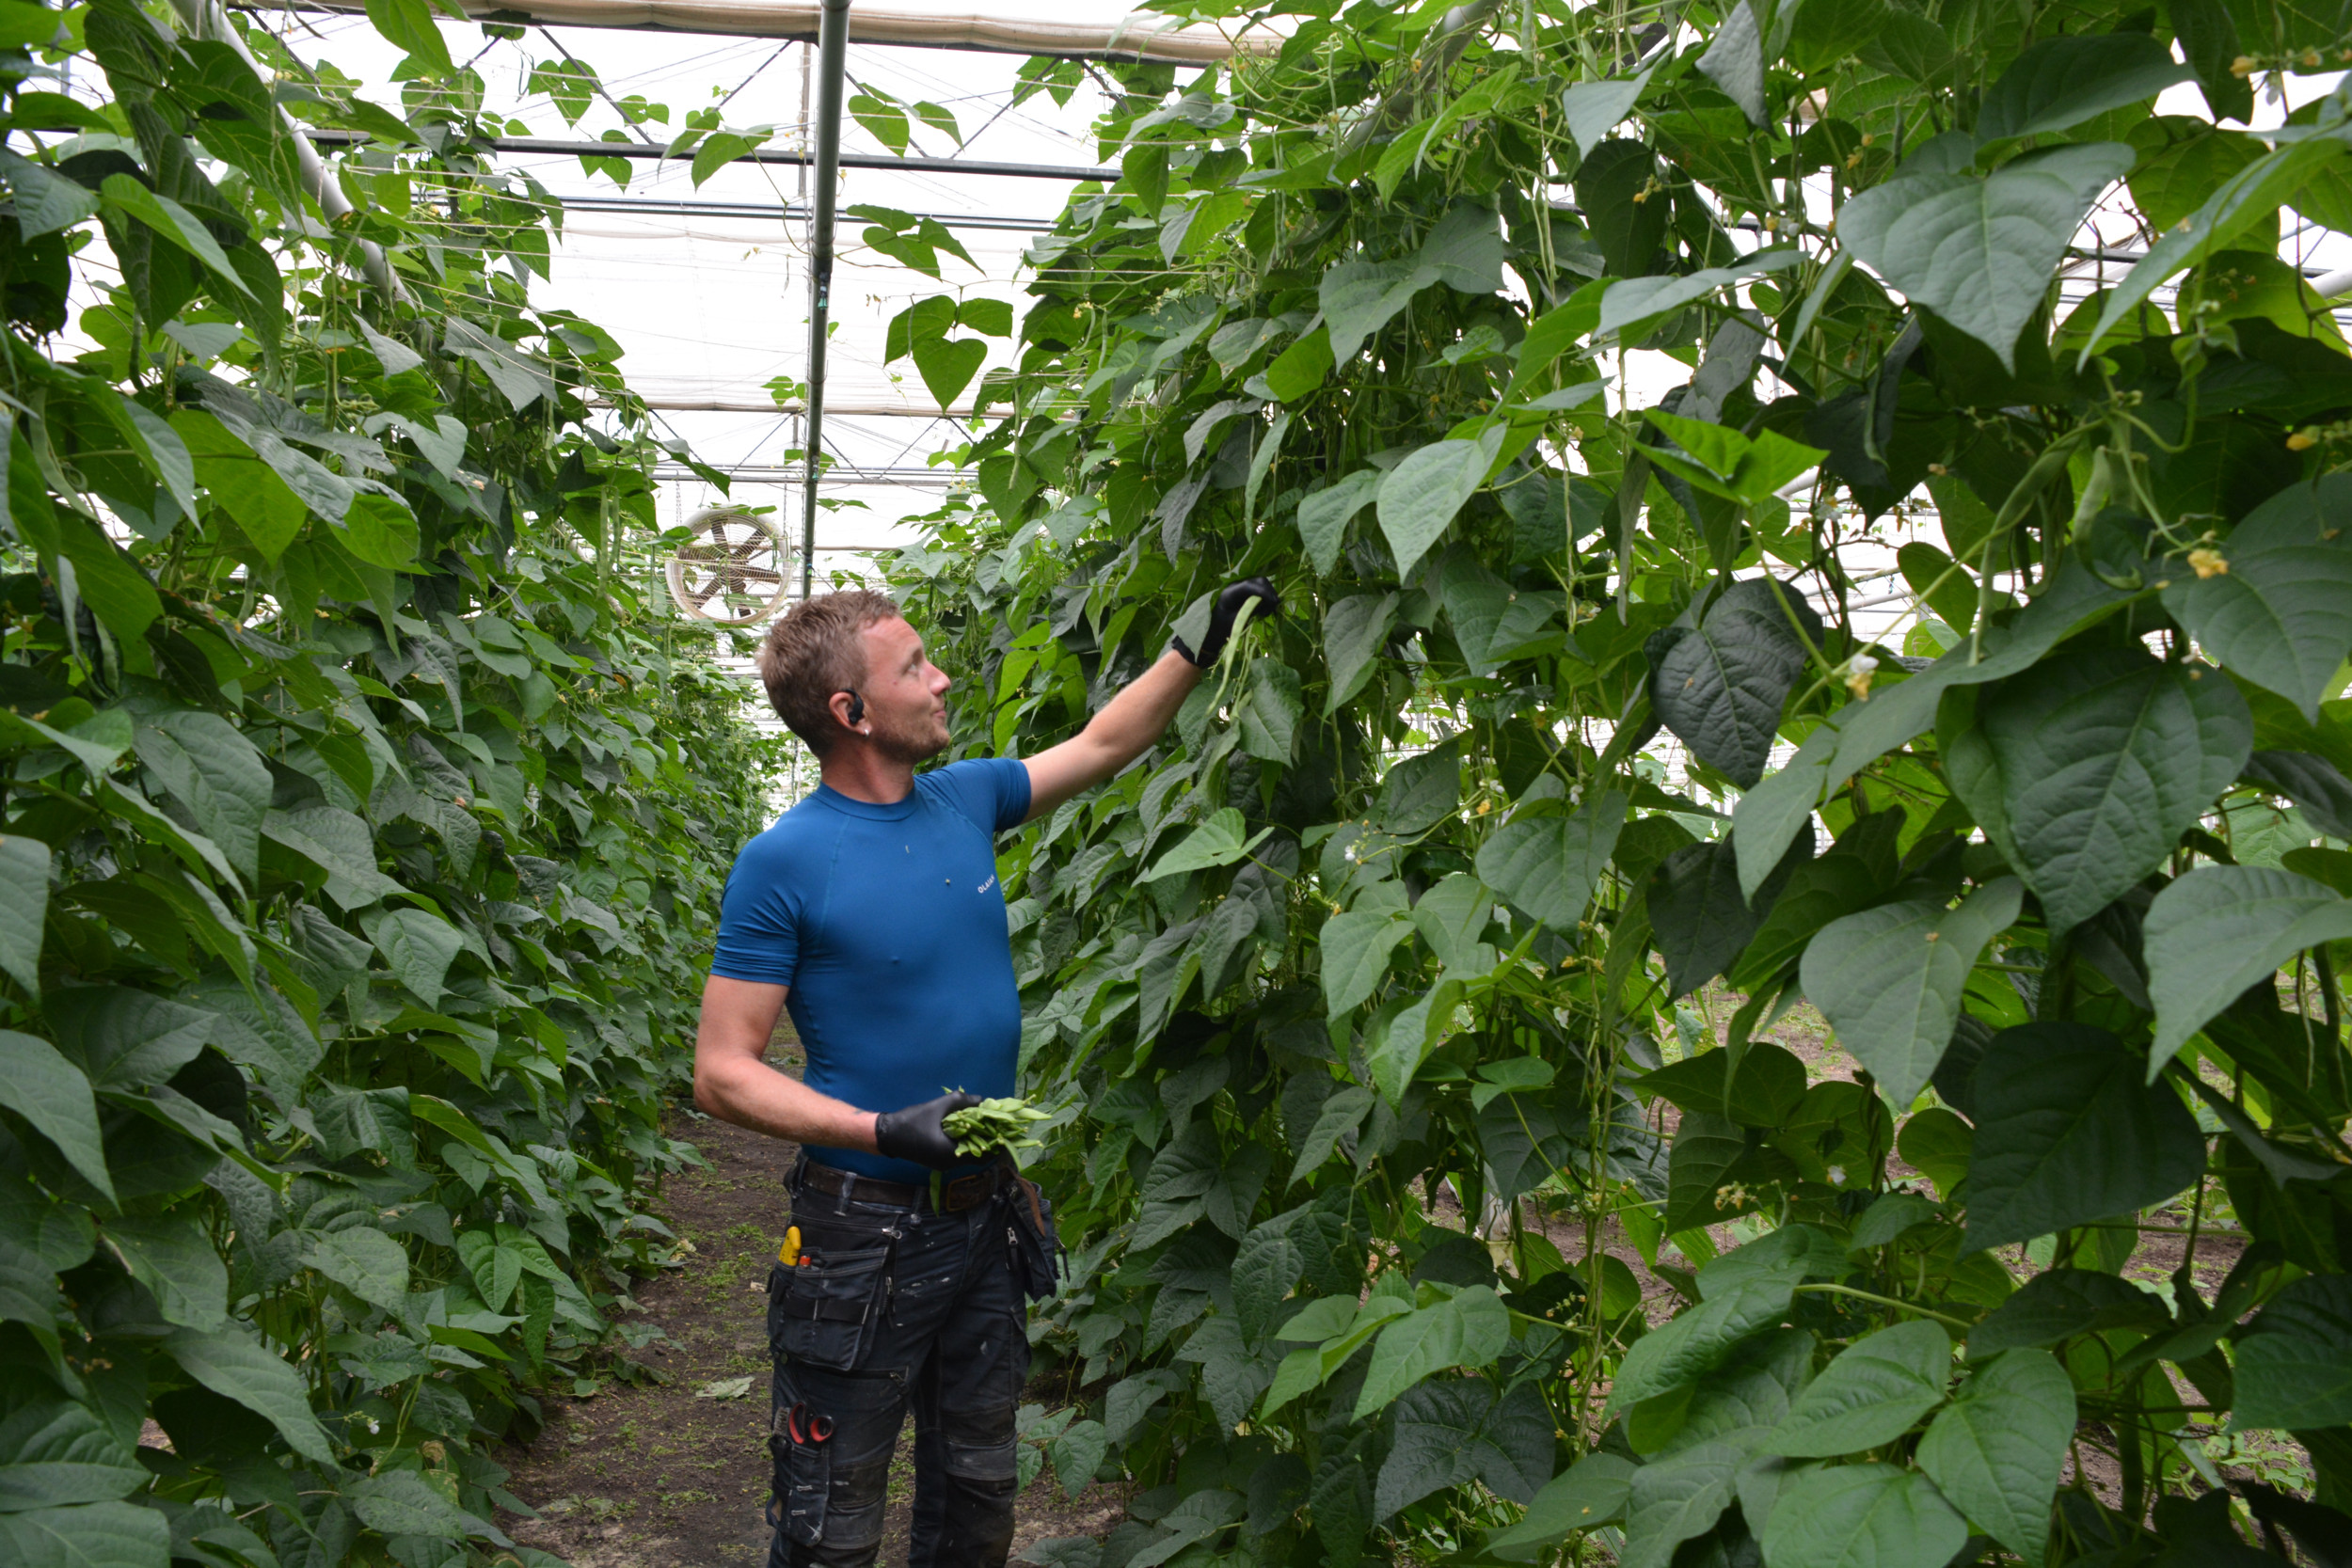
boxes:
[666,507,790,625]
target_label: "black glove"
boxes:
[874,1090,980,1170]
[1171,577,1281,667]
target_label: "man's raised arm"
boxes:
[1020,578,1279,823]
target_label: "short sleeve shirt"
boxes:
[711,758,1031,1182]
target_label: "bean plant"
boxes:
[890,0,2352,1562]
[0,1,774,1565]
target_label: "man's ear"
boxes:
[828,689,865,736]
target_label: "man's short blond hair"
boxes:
[755,590,903,753]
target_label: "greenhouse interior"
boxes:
[4,0,2352,1564]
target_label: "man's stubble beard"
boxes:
[870,707,951,767]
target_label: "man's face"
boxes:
[854,615,952,764]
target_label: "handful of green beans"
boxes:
[943,1095,1053,1157]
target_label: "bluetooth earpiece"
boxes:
[838,689,866,729]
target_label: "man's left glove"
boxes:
[1171,577,1281,667]
[874,1090,980,1170]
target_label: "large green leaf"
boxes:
[1319,908,1411,1018]
[2234,1275,2352,1431]
[1765,1320,1949,1457]
[1474,787,1627,931]
[162,1324,334,1461]
[262,805,404,911]
[362,907,466,1008]
[132,710,271,882]
[2080,133,2347,363]
[1974,34,2193,142]
[1141,808,1275,882]
[1643,409,1826,506]
[348,1468,485,1537]
[1664,1111,1750,1233]
[910,335,987,409]
[2243,751,2352,840]
[1732,720,1842,901]
[1559,71,1650,160]
[1655,1326,1817,1458]
[1966,1269,2171,1356]
[1915,1349,2074,1567]
[1696,0,1765,124]
[1600,251,1805,341]
[1821,556,2137,801]
[1609,1241,1809,1413]
[0,1400,146,1513]
[1758,1464,1968,1568]
[364,0,454,75]
[1651,831,1811,1000]
[1381,740,1462,835]
[2142,866,2352,1073]
[1651,578,1824,789]
[1839,141,2134,369]
[1297,470,1380,577]
[1372,1375,1549,1517]
[1621,1439,1745,1568]
[1323,593,1398,715]
[1320,204,1503,364]
[1730,808,1904,989]
[1799,878,2022,1108]
[0,835,50,999]
[1965,648,2249,935]
[305,1227,411,1311]
[0,1499,171,1567]
[0,1033,112,1201]
[1377,430,1503,581]
[104,1215,228,1331]
[1239,659,1304,766]
[1637,1041,1808,1128]
[1962,1023,2208,1252]
[1489,1452,1636,1548]
[2162,477,2352,720]
[172,409,307,562]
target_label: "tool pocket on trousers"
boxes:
[779,1422,829,1547]
[1008,1180,1062,1303]
[771,1246,890,1371]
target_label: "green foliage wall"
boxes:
[0,2,773,1565]
[892,0,2352,1563]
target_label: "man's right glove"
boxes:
[1171,577,1281,667]
[874,1090,980,1169]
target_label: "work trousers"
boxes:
[764,1170,1041,1568]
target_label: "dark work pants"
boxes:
[765,1176,1030,1568]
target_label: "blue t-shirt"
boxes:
[709,757,1031,1182]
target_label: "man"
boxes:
[693,577,1278,1568]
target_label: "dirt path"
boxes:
[495,1104,1124,1566]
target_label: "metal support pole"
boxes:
[801,0,850,601]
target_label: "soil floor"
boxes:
[493,1103,1125,1567]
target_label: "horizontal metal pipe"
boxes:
[555,195,1054,230]
[301,128,1109,181]
[619,399,976,414]
[235,0,1273,60]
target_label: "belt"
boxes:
[794,1157,1011,1213]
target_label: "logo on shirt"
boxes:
[977,874,997,895]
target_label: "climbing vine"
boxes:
[894,0,2352,1562]
[0,1,774,1564]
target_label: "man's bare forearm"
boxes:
[1083,649,1204,766]
[694,1053,882,1150]
[691,975,881,1150]
[1023,650,1206,819]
